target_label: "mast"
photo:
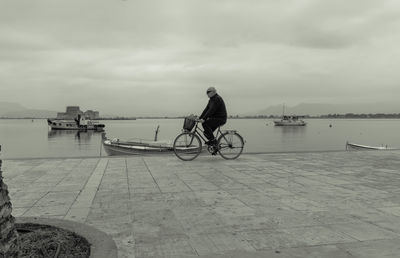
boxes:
[154,125,160,141]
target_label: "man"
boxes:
[75,114,81,127]
[199,87,227,148]
[75,114,88,129]
[80,115,88,129]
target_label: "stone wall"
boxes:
[0,146,19,257]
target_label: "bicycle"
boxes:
[173,117,245,161]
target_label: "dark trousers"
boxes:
[202,118,226,141]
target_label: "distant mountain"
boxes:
[0,102,57,118]
[253,102,400,116]
[0,102,26,114]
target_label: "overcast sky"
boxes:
[1,0,400,116]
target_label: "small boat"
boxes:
[47,119,105,131]
[273,104,306,126]
[102,126,201,155]
[103,137,173,155]
[274,116,306,126]
[346,142,392,151]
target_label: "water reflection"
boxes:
[47,130,100,144]
[274,126,307,134]
[48,130,76,138]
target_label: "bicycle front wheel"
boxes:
[173,132,202,161]
[217,132,244,160]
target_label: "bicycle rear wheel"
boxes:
[173,132,202,161]
[217,132,244,160]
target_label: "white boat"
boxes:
[102,134,201,155]
[102,127,202,156]
[47,119,105,131]
[273,105,306,126]
[346,142,392,150]
[102,138,173,155]
[274,115,306,126]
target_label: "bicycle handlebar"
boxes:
[186,116,203,123]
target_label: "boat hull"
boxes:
[47,119,105,131]
[102,138,203,156]
[346,142,391,150]
[103,142,172,155]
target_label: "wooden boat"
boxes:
[346,142,392,150]
[102,128,202,155]
[103,138,173,155]
[47,119,105,131]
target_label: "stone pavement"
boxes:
[3,150,400,258]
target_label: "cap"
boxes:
[206,87,216,93]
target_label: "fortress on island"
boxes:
[56,106,99,120]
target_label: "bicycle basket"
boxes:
[183,117,196,131]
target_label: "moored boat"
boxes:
[273,104,306,126]
[47,119,105,131]
[346,142,392,151]
[102,133,201,155]
[274,116,306,126]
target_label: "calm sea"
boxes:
[0,118,399,159]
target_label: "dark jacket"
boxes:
[199,94,227,121]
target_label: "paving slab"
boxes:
[3,150,400,257]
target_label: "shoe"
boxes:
[205,139,217,146]
[211,144,219,155]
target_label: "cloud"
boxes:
[1,0,400,115]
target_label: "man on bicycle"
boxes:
[199,87,227,149]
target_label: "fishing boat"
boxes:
[273,105,306,126]
[47,119,105,131]
[346,142,392,151]
[102,137,173,155]
[102,126,202,155]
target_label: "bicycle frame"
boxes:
[185,121,235,145]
